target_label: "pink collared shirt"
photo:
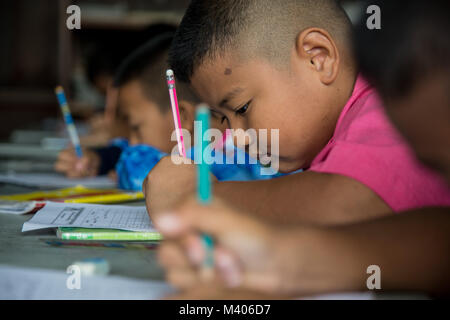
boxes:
[309,76,450,212]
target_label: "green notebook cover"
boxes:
[57,227,162,241]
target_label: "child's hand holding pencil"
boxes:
[146,105,219,282]
[54,86,102,178]
[144,69,202,215]
[54,148,101,178]
[143,155,198,214]
[155,196,302,295]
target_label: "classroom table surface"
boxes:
[0,183,429,299]
[0,143,60,160]
[0,183,165,281]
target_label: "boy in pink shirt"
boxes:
[142,0,449,225]
[309,75,449,211]
[154,0,450,297]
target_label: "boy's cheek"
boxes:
[270,140,305,173]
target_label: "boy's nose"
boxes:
[231,127,257,150]
[226,119,258,151]
[129,134,138,146]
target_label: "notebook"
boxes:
[57,227,161,241]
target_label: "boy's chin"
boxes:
[277,159,304,174]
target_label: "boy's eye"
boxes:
[211,110,228,125]
[235,101,250,115]
[131,124,140,132]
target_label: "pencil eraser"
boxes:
[196,104,210,114]
[73,258,110,276]
[166,69,174,77]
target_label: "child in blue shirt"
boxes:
[56,32,279,190]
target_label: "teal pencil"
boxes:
[195,105,215,271]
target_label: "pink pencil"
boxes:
[166,69,186,157]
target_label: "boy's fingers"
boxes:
[66,171,84,178]
[184,233,206,266]
[215,247,243,288]
[159,235,246,288]
[76,157,90,170]
[166,268,199,289]
[155,196,257,239]
[54,161,69,172]
[73,157,95,176]
[158,241,193,269]
[55,153,76,167]
[159,233,206,268]
[240,273,282,294]
[58,149,76,161]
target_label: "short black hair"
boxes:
[83,23,178,85]
[169,0,352,83]
[355,0,450,99]
[113,32,175,112]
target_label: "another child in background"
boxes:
[56,32,277,190]
[55,32,191,189]
[54,24,179,178]
[76,24,179,147]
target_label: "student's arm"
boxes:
[144,157,391,224]
[214,170,391,224]
[55,145,123,178]
[155,199,450,296]
[313,207,450,295]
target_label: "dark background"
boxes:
[0,0,359,140]
[0,0,191,140]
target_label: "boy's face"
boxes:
[118,80,176,153]
[385,74,450,184]
[191,54,346,173]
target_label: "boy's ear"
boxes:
[179,100,195,132]
[295,28,340,85]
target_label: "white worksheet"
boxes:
[22,202,154,232]
[0,265,174,300]
[0,172,116,188]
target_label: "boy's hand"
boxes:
[108,170,118,182]
[154,196,312,295]
[54,148,101,178]
[143,155,198,216]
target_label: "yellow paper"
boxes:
[0,185,144,204]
